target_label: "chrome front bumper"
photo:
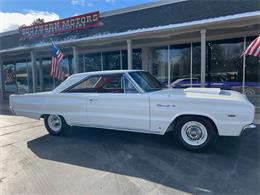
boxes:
[9,106,16,115]
[240,123,257,135]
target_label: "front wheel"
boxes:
[175,116,217,152]
[44,115,68,135]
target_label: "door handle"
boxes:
[89,98,98,102]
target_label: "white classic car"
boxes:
[9,70,256,151]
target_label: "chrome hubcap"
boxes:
[48,115,62,132]
[181,121,208,146]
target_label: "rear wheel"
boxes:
[175,116,217,151]
[44,115,68,135]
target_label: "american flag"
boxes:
[50,42,65,81]
[242,35,260,57]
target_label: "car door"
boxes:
[86,73,150,132]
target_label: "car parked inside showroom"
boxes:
[9,70,256,151]
[170,77,260,96]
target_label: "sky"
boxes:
[0,0,157,33]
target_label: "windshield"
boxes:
[129,71,166,92]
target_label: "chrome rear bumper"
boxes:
[240,123,257,135]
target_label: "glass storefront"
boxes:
[170,44,191,84]
[78,49,142,72]
[3,63,16,99]
[37,56,72,92]
[121,49,142,70]
[192,43,201,82]
[3,59,32,99]
[54,56,73,87]
[132,49,142,70]
[102,51,121,70]
[151,46,168,84]
[40,58,54,91]
[1,38,258,98]
[16,60,32,93]
[149,37,259,97]
[244,36,260,96]
[85,53,102,72]
[150,45,194,86]
[206,38,244,91]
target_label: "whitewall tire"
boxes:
[175,116,217,151]
[44,115,68,135]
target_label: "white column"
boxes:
[0,56,4,101]
[127,40,133,69]
[30,50,37,93]
[200,29,206,88]
[72,46,79,74]
[141,47,149,71]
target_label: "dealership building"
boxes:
[0,0,259,102]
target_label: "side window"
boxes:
[66,74,139,94]
[103,76,122,89]
[124,76,139,93]
[67,76,101,93]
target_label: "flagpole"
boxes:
[242,37,246,95]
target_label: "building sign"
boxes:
[19,11,100,39]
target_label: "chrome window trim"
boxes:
[123,73,141,94]
[125,72,145,94]
[62,72,143,94]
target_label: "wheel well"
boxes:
[166,114,219,135]
[40,114,47,119]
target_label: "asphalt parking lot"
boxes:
[0,111,259,195]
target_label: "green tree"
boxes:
[31,18,45,25]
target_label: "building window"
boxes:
[2,59,32,99]
[122,50,127,70]
[245,36,260,96]
[170,44,191,83]
[16,60,32,93]
[55,55,73,87]
[192,43,201,82]
[121,48,142,70]
[206,38,244,91]
[85,53,102,72]
[40,58,54,91]
[3,63,16,99]
[102,51,121,70]
[78,49,142,72]
[150,46,168,84]
[78,54,85,73]
[133,49,142,70]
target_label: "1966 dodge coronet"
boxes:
[10,70,256,151]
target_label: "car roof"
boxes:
[71,69,144,78]
[53,69,145,93]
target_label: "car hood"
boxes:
[150,87,249,103]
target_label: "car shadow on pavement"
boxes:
[27,126,260,194]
